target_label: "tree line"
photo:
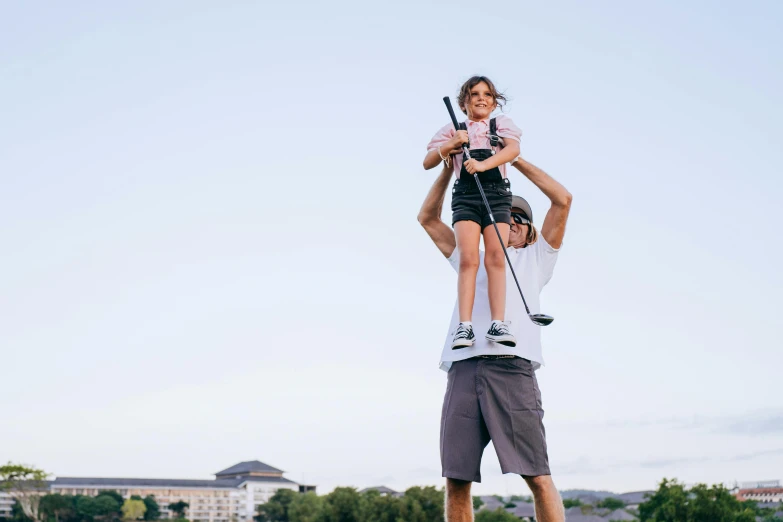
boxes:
[7,491,189,522]
[4,463,781,522]
[7,490,168,522]
[254,487,445,522]
[639,478,778,522]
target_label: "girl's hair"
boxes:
[457,76,508,115]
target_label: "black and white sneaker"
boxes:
[451,323,475,350]
[486,321,516,347]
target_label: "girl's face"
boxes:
[464,81,496,120]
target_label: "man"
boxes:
[418,155,572,522]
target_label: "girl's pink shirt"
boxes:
[427,114,522,178]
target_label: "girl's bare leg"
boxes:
[454,220,482,322]
[483,222,510,321]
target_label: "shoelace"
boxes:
[490,323,510,335]
[455,325,472,339]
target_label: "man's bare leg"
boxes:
[445,478,473,522]
[524,475,564,522]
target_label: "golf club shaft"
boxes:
[442,97,532,315]
[469,170,532,315]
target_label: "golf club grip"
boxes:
[443,96,471,158]
[443,97,460,130]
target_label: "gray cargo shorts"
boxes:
[440,356,551,482]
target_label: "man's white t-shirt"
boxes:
[439,236,560,372]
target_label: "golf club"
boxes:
[442,96,554,327]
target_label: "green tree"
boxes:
[563,498,582,508]
[39,494,75,522]
[287,493,322,522]
[639,479,688,522]
[96,493,124,508]
[399,486,443,522]
[167,502,189,520]
[640,478,756,522]
[130,496,159,521]
[597,497,627,510]
[77,497,100,519]
[84,496,120,522]
[359,490,401,522]
[0,464,49,522]
[474,508,520,522]
[472,496,484,511]
[319,488,362,522]
[122,500,146,521]
[255,489,297,522]
[141,497,160,521]
[12,500,33,522]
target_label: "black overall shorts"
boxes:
[451,148,512,229]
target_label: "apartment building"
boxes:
[1,461,307,522]
[732,480,782,503]
[0,492,13,519]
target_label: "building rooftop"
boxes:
[215,461,284,477]
[359,486,401,496]
[615,491,654,504]
[606,509,638,520]
[506,503,536,518]
[52,475,297,488]
[739,487,783,495]
[478,496,505,510]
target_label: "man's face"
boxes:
[508,210,531,248]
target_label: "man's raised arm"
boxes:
[511,156,572,249]
[418,164,456,258]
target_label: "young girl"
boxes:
[424,76,521,349]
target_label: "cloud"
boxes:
[637,456,711,469]
[574,409,783,437]
[553,448,783,476]
[721,413,783,435]
[726,448,783,461]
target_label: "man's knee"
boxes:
[524,474,554,496]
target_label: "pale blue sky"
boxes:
[2,1,782,496]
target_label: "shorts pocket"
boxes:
[495,184,512,197]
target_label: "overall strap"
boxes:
[489,117,500,148]
[458,121,469,149]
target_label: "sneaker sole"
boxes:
[452,340,475,350]
[486,335,517,347]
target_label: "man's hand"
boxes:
[464,158,486,174]
[511,156,572,249]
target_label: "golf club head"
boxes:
[529,314,554,326]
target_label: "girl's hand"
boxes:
[464,159,486,174]
[449,130,469,152]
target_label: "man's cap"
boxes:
[510,195,534,223]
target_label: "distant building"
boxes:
[358,486,402,498]
[1,461,309,522]
[615,491,654,510]
[735,486,783,503]
[477,495,505,512]
[740,480,780,489]
[0,492,12,519]
[506,502,535,520]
